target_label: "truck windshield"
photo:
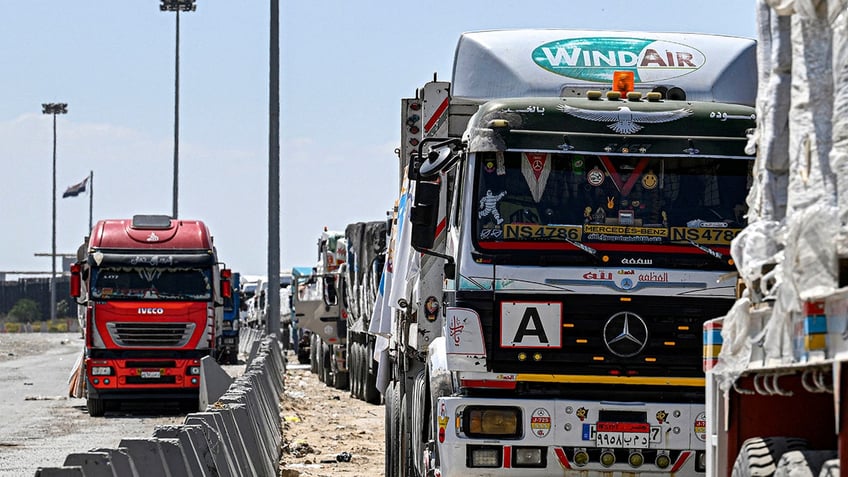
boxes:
[90,267,213,301]
[473,151,751,264]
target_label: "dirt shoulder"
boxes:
[279,361,385,477]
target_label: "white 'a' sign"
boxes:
[500,301,562,348]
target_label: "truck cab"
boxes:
[376,30,757,476]
[70,214,231,416]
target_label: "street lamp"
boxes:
[42,102,68,323]
[160,0,196,219]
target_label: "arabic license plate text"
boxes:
[141,370,161,379]
[596,431,649,448]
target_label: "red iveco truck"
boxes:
[69,214,231,416]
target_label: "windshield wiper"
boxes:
[563,236,604,264]
[686,239,728,264]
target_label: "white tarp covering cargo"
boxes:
[713,0,848,388]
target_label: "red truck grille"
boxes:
[106,322,196,347]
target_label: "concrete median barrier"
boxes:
[34,334,286,477]
[62,451,118,477]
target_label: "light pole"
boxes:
[267,0,280,337]
[42,102,68,323]
[160,0,196,219]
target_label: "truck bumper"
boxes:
[85,357,202,400]
[435,396,706,476]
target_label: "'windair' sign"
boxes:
[531,37,705,83]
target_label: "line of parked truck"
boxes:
[65,19,848,475]
[294,26,763,476]
[292,222,388,404]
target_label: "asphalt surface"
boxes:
[0,332,213,477]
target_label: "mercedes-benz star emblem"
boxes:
[603,311,649,357]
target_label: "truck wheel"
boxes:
[363,342,381,404]
[310,334,319,374]
[385,381,400,477]
[317,340,325,382]
[321,342,332,385]
[400,388,413,477]
[732,436,809,477]
[355,342,366,400]
[332,343,349,390]
[334,370,349,390]
[87,397,105,417]
[774,450,838,476]
[297,347,310,365]
[818,458,840,477]
[349,343,360,399]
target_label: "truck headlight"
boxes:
[90,366,112,376]
[513,447,545,467]
[467,446,501,468]
[463,406,520,438]
[187,366,201,375]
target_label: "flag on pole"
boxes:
[62,177,88,198]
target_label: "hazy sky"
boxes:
[0,1,757,278]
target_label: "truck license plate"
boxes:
[595,422,649,449]
[140,370,161,379]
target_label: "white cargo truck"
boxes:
[343,220,388,403]
[372,29,757,476]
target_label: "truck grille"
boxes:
[461,294,733,379]
[106,322,196,347]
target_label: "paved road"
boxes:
[0,332,224,477]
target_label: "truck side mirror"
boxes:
[70,263,81,298]
[323,275,338,307]
[419,145,460,179]
[410,179,440,251]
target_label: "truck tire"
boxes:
[732,436,809,477]
[87,397,105,417]
[363,342,381,404]
[334,370,349,390]
[358,342,368,400]
[774,450,838,477]
[310,334,319,374]
[332,346,349,390]
[349,342,361,399]
[385,381,401,477]
[818,458,840,477]
[308,337,315,371]
[297,347,310,365]
[399,390,413,477]
[321,342,332,385]
[410,372,428,477]
[315,334,322,375]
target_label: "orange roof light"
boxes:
[613,71,635,96]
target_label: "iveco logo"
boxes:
[603,311,648,358]
[138,308,165,315]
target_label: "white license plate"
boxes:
[140,370,161,379]
[594,422,652,448]
[596,430,649,448]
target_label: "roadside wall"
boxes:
[33,331,284,477]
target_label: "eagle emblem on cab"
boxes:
[558,103,693,134]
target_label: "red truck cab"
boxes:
[70,215,230,416]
